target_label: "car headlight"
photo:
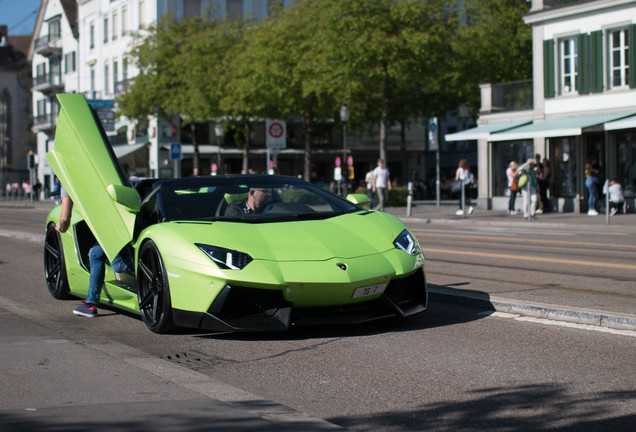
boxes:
[393,229,421,256]
[196,244,253,270]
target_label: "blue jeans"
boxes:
[509,190,517,212]
[585,176,599,212]
[367,188,377,208]
[87,243,134,305]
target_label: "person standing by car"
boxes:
[372,158,391,211]
[56,186,134,317]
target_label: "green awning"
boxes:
[113,142,147,158]
[489,113,635,141]
[445,121,531,142]
[604,114,636,131]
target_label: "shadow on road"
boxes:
[192,283,493,342]
[329,383,636,431]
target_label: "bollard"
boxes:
[406,182,413,217]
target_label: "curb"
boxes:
[429,287,636,331]
[395,214,636,234]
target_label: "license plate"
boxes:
[352,283,387,299]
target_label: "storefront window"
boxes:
[492,140,533,196]
[551,137,577,197]
[617,132,636,198]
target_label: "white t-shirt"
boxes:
[373,167,390,188]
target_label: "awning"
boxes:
[112,142,148,158]
[445,121,531,141]
[489,112,635,141]
[604,114,636,131]
[161,144,304,155]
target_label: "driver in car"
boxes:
[225,187,273,216]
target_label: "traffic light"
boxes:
[27,152,36,170]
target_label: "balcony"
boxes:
[33,113,56,132]
[34,34,62,57]
[33,73,64,95]
[480,80,533,114]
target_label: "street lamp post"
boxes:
[340,102,350,196]
[214,123,223,175]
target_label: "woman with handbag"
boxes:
[507,161,519,215]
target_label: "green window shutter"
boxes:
[543,39,555,98]
[629,24,636,89]
[590,30,603,93]
[578,33,590,95]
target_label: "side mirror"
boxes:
[107,184,141,212]
[346,193,371,209]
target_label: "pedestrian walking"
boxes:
[372,159,391,211]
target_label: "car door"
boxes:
[46,93,139,262]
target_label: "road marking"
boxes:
[421,247,636,270]
[487,312,636,338]
[415,232,636,250]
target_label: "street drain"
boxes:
[161,352,214,370]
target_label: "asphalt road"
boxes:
[1,205,635,431]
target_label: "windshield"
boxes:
[156,175,363,222]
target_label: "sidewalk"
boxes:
[385,201,636,332]
[386,200,636,234]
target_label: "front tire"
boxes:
[137,240,175,333]
[44,224,71,299]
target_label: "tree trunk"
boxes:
[191,123,200,175]
[242,119,250,174]
[379,61,389,163]
[303,112,313,182]
[400,121,408,185]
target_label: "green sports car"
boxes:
[44,94,427,333]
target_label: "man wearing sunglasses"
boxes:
[225,187,273,216]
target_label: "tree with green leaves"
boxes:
[118,11,246,173]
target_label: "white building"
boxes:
[31,0,297,190]
[447,0,636,214]
[29,0,79,195]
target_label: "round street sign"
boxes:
[335,156,342,167]
[268,121,284,138]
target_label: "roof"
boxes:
[60,0,78,39]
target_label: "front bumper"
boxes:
[172,268,427,332]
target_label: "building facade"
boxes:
[1,25,35,195]
[447,0,636,213]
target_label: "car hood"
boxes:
[169,211,403,261]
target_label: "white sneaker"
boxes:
[587,209,599,216]
[610,208,617,216]
[456,210,464,216]
[509,210,518,215]
[468,206,474,215]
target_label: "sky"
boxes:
[0,0,41,35]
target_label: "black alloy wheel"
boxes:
[43,224,71,299]
[137,240,175,333]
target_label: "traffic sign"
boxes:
[428,117,439,151]
[266,119,286,148]
[87,99,115,109]
[170,143,182,160]
[335,156,342,167]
